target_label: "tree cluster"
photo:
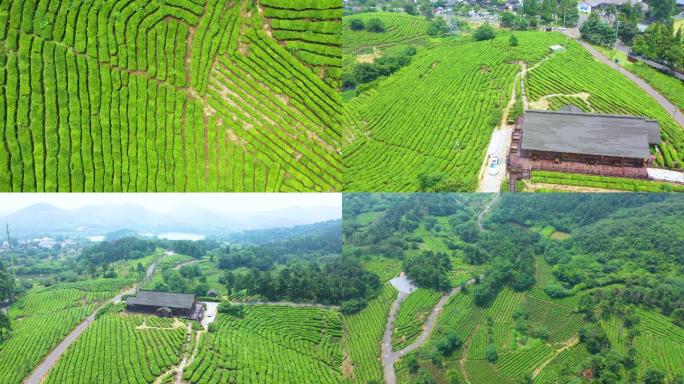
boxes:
[344,45,417,89]
[580,13,617,46]
[632,23,684,70]
[224,258,380,313]
[404,251,452,291]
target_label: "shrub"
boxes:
[367,18,386,33]
[509,34,518,46]
[341,298,368,314]
[350,19,364,31]
[473,24,496,41]
[218,302,245,318]
[485,344,498,362]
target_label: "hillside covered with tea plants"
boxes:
[0,0,342,192]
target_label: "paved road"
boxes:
[381,281,477,384]
[648,168,684,183]
[567,33,684,128]
[478,71,519,192]
[23,260,160,384]
[381,198,494,384]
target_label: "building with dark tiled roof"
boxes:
[518,108,660,167]
[126,290,199,318]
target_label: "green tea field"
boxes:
[0,0,342,192]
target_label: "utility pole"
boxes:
[5,224,15,302]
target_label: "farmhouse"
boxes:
[126,290,201,319]
[516,109,660,167]
[578,2,592,13]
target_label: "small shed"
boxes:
[207,289,219,298]
[549,45,565,53]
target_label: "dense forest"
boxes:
[218,220,378,312]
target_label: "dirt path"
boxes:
[567,34,684,128]
[459,325,480,384]
[532,336,579,378]
[523,180,624,193]
[477,193,499,232]
[23,258,161,384]
[173,259,201,270]
[528,92,592,110]
[153,323,203,384]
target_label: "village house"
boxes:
[506,106,661,191]
[126,290,202,319]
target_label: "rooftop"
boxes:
[126,291,196,310]
[520,109,660,159]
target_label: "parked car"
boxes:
[488,156,500,176]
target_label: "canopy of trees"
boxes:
[580,13,617,47]
[404,251,452,291]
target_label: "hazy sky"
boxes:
[0,193,341,215]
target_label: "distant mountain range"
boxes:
[0,203,341,237]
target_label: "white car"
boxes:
[487,156,500,176]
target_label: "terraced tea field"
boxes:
[184,305,344,383]
[44,313,188,384]
[391,287,441,350]
[343,284,396,383]
[342,12,430,55]
[0,0,341,192]
[526,42,684,169]
[342,30,565,191]
[0,279,132,384]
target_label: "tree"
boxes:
[367,18,386,33]
[404,251,452,291]
[218,302,245,317]
[405,354,420,373]
[473,24,496,41]
[427,17,450,36]
[650,0,676,22]
[501,12,516,28]
[643,368,665,384]
[485,344,498,362]
[510,34,519,46]
[436,331,462,356]
[541,0,557,22]
[0,311,10,340]
[672,307,684,326]
[580,13,617,46]
[558,0,579,26]
[350,19,364,31]
[579,324,611,354]
[417,173,471,192]
[416,368,437,384]
[354,63,379,83]
[405,3,418,15]
[523,0,539,16]
[617,13,639,44]
[420,0,434,19]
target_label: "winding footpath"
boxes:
[23,259,160,384]
[381,195,498,384]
